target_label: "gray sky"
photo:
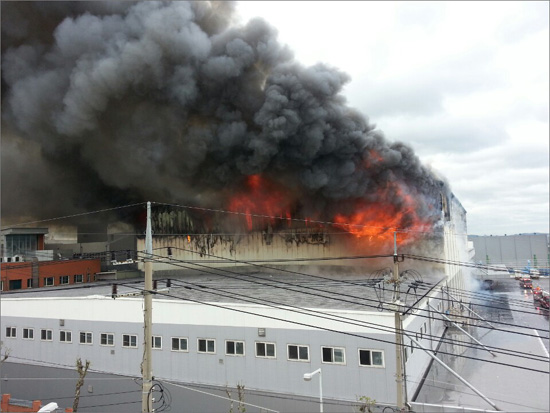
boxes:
[237,1,549,236]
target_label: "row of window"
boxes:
[5,327,384,367]
[7,328,139,349]
[7,274,85,290]
[43,274,84,287]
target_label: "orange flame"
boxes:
[333,183,431,247]
[228,175,294,230]
[226,175,432,249]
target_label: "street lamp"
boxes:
[303,368,323,412]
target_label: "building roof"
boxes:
[2,268,445,314]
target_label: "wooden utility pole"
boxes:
[393,231,405,410]
[142,201,153,413]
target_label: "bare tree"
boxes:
[73,358,90,412]
[0,345,10,363]
[237,383,246,413]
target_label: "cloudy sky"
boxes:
[237,1,549,236]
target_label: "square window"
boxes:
[44,277,54,286]
[60,275,69,285]
[60,330,72,343]
[321,346,345,364]
[74,274,83,283]
[101,333,114,346]
[359,349,385,367]
[372,351,384,366]
[6,327,16,338]
[122,334,138,348]
[225,340,245,356]
[23,328,34,340]
[255,341,276,358]
[288,344,309,361]
[41,329,53,341]
[198,338,215,354]
[80,332,93,344]
[152,336,162,349]
[171,337,188,352]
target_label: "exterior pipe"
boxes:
[444,289,496,329]
[428,303,496,357]
[406,334,501,411]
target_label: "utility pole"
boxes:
[142,201,153,413]
[393,231,406,410]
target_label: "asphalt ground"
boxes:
[414,277,550,412]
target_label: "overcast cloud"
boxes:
[237,1,549,235]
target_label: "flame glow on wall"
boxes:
[226,173,434,250]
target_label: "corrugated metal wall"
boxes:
[470,234,549,267]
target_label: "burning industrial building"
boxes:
[0,4,486,412]
[1,0,450,256]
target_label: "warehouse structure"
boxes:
[469,233,549,269]
[1,195,476,412]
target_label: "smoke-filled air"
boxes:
[1,1,449,246]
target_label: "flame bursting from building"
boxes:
[228,175,295,230]
[227,173,433,248]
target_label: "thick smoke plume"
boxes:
[1,1,449,236]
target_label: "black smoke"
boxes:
[1,1,449,229]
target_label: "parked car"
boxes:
[519,277,532,289]
[532,286,543,301]
[530,269,540,279]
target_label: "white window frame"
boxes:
[27,279,33,288]
[74,274,83,283]
[44,277,54,286]
[225,340,245,356]
[255,341,276,359]
[41,329,53,341]
[80,331,93,345]
[100,333,115,346]
[321,346,346,365]
[287,344,309,362]
[59,330,72,343]
[23,328,34,340]
[152,335,162,350]
[59,275,69,285]
[5,327,16,338]
[122,334,138,348]
[171,337,188,352]
[197,338,216,354]
[358,349,385,368]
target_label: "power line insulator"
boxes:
[111,284,117,299]
[166,279,171,288]
[153,280,158,290]
[167,247,173,257]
